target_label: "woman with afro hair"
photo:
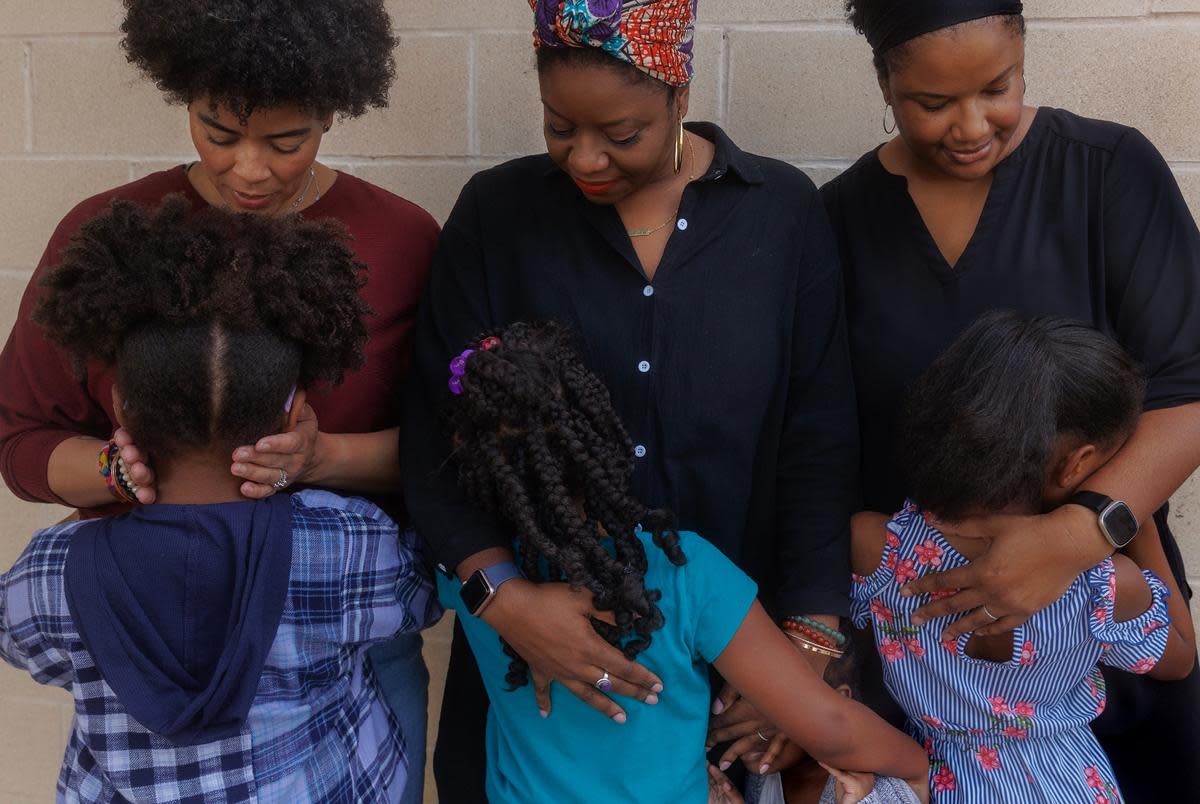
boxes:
[0,2,439,800]
[821,1,1200,800]
[0,197,440,802]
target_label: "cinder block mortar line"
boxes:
[717,29,730,128]
[5,154,1199,169]
[0,33,121,42]
[467,35,479,157]
[6,15,1200,44]
[21,41,32,153]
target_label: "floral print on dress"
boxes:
[1084,766,1122,804]
[932,765,957,793]
[850,502,1171,802]
[975,746,1001,772]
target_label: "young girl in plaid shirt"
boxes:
[0,198,439,803]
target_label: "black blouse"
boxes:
[823,107,1200,523]
[403,124,859,617]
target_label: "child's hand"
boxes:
[819,763,876,803]
[706,763,744,804]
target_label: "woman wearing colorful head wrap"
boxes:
[821,2,1200,800]
[404,1,860,800]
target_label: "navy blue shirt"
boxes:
[403,123,858,617]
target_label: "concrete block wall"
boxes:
[0,1,1198,800]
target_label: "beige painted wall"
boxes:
[0,1,1198,801]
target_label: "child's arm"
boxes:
[713,601,928,799]
[851,512,892,576]
[0,528,75,687]
[1112,519,1195,680]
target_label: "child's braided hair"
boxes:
[445,321,686,689]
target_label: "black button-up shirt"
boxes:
[402,123,857,617]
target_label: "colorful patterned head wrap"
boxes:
[530,0,698,87]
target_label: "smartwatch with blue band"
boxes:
[460,561,523,616]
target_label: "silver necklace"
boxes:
[289,167,319,212]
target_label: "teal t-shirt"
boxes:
[438,530,758,803]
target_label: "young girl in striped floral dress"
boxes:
[851,312,1195,803]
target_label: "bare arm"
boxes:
[714,601,928,791]
[47,435,127,508]
[1115,521,1196,680]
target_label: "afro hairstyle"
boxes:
[121,0,398,120]
[33,195,369,462]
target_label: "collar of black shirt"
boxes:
[537,121,765,186]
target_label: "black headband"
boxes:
[864,0,1024,56]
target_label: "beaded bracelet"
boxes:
[98,441,138,504]
[781,620,839,650]
[783,615,847,647]
[784,631,844,659]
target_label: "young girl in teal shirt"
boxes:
[435,321,928,803]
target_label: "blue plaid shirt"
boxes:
[0,489,441,803]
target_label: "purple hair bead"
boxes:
[448,348,478,395]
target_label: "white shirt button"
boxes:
[637,360,651,373]
[643,285,654,297]
[634,445,647,458]
[676,218,688,231]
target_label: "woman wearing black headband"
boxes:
[822,2,1200,801]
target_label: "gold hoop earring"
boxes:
[674,119,685,175]
[883,103,897,135]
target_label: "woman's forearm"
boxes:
[1050,403,1200,573]
[46,435,116,509]
[1088,403,1200,524]
[308,427,401,493]
[715,602,927,782]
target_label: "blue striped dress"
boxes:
[852,502,1171,803]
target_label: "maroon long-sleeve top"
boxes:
[0,166,438,518]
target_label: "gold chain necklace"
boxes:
[626,132,697,238]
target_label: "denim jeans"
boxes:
[369,631,430,804]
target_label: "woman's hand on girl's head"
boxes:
[902,507,1104,640]
[113,426,157,505]
[231,403,320,499]
[481,579,664,721]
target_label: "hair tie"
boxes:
[448,336,502,396]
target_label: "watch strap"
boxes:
[463,560,523,616]
[481,561,523,591]
[1067,490,1111,513]
[1067,491,1139,550]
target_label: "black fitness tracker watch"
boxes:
[1066,491,1139,550]
[460,561,523,616]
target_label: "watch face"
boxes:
[1100,501,1139,548]
[460,573,491,615]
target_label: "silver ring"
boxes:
[756,730,770,743]
[981,605,999,622]
[273,468,289,490]
[594,671,612,692]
